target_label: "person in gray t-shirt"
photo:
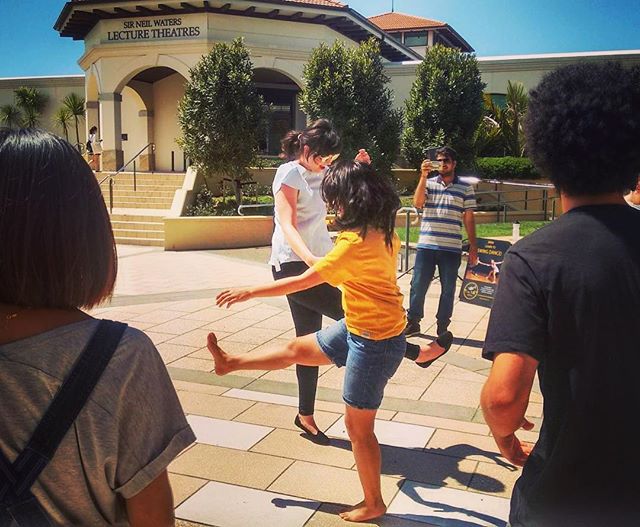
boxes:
[0,128,195,526]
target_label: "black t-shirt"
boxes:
[483,204,640,527]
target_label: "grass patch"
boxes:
[396,221,549,244]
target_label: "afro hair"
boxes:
[525,62,640,196]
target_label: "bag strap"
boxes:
[0,320,127,526]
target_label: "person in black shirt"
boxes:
[480,62,640,527]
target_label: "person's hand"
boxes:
[494,419,535,466]
[216,288,252,308]
[420,159,433,174]
[468,246,479,266]
[354,149,371,164]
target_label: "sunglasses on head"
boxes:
[316,153,340,165]
[436,157,452,164]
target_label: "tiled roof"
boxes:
[72,0,346,4]
[369,11,445,31]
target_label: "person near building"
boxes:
[211,159,453,523]
[271,119,430,445]
[86,125,101,171]
[0,128,195,526]
[481,62,640,527]
[405,146,478,337]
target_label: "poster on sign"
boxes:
[459,238,512,308]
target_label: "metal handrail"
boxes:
[99,143,155,213]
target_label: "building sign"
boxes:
[104,16,204,42]
[459,238,512,308]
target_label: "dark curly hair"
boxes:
[525,62,640,196]
[322,160,400,248]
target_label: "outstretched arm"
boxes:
[216,267,324,308]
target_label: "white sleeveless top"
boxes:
[269,161,334,268]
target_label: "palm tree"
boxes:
[52,106,73,141]
[62,93,86,151]
[0,104,22,129]
[14,87,48,128]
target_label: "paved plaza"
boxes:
[91,245,541,527]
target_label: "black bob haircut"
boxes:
[0,128,117,309]
[322,160,400,248]
[525,62,640,196]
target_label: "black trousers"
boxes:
[273,261,420,416]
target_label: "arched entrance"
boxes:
[254,68,306,155]
[117,66,187,172]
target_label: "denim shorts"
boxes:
[315,319,406,410]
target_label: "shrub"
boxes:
[300,38,402,175]
[402,45,484,168]
[475,157,541,180]
[178,38,266,203]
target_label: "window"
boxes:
[388,32,403,43]
[490,93,507,108]
[404,31,428,47]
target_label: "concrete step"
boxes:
[114,236,164,247]
[113,227,165,239]
[111,220,164,232]
[109,211,166,222]
[104,199,173,209]
[100,188,180,197]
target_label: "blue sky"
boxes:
[0,0,638,77]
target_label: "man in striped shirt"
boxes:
[405,146,478,338]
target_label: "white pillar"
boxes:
[99,92,123,171]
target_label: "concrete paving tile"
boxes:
[438,364,488,383]
[380,445,476,490]
[169,298,218,313]
[157,342,199,363]
[175,520,209,527]
[133,309,187,324]
[123,320,157,331]
[187,415,273,450]
[170,357,214,372]
[224,388,299,407]
[420,377,483,409]
[246,337,293,354]
[168,473,208,506]
[173,380,228,396]
[454,345,483,359]
[261,369,299,383]
[202,316,259,332]
[327,417,435,450]
[181,307,235,323]
[525,402,543,418]
[314,400,349,414]
[223,326,286,344]
[317,366,345,390]
[253,313,296,330]
[268,461,401,506]
[384,383,429,401]
[144,331,175,345]
[229,369,269,379]
[251,429,355,468]
[179,391,254,419]
[176,481,320,527]
[148,317,208,335]
[278,328,297,339]
[388,361,441,388]
[393,413,491,436]
[468,460,522,498]
[232,305,284,321]
[308,503,435,527]
[387,481,509,526]
[166,328,217,347]
[426,430,502,462]
[170,444,293,489]
[235,402,340,432]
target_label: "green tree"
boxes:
[178,38,265,203]
[14,87,48,128]
[0,104,21,129]
[402,45,484,168]
[300,39,402,175]
[52,106,73,141]
[62,92,86,151]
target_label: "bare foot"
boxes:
[339,501,386,522]
[415,340,445,364]
[207,332,232,375]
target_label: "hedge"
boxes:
[475,157,541,180]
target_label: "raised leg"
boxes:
[207,332,331,375]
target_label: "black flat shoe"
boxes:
[294,415,330,446]
[416,331,454,369]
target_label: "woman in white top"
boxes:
[271,119,422,444]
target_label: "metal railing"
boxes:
[99,143,155,213]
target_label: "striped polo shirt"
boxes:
[417,175,477,252]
